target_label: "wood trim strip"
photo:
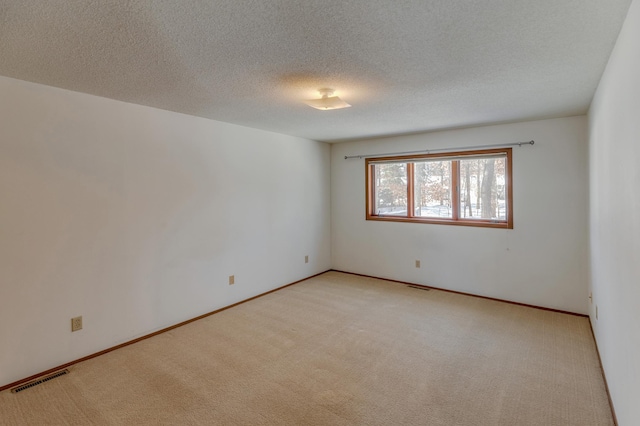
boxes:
[588,318,618,426]
[407,162,415,218]
[506,148,514,229]
[366,147,512,163]
[451,160,460,221]
[365,161,373,219]
[366,216,511,229]
[332,269,587,317]
[0,270,330,393]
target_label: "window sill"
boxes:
[366,215,512,229]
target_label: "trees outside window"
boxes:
[366,148,512,229]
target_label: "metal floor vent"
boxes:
[408,285,431,291]
[11,369,69,393]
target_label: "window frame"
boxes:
[365,148,513,229]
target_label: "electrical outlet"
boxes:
[228,275,235,285]
[71,316,83,332]
[305,255,309,264]
[596,305,598,320]
[415,260,421,268]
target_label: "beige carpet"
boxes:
[0,271,613,425]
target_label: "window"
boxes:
[366,148,513,228]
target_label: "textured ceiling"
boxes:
[0,0,632,142]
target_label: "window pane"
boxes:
[459,157,507,220]
[413,161,452,218]
[374,163,408,216]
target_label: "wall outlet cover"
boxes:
[71,316,83,332]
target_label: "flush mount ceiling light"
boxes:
[304,88,351,110]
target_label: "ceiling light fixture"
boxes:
[304,88,351,110]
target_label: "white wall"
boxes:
[588,1,640,424]
[0,76,331,388]
[332,117,589,314]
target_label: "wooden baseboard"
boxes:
[0,270,330,393]
[588,318,618,426]
[330,269,587,317]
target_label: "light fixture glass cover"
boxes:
[305,88,351,110]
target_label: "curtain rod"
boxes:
[343,140,534,160]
